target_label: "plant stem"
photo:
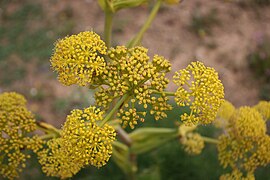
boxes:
[129,153,137,180]
[201,136,219,144]
[100,93,130,126]
[36,122,61,135]
[117,126,133,146]
[40,133,57,140]
[127,0,162,48]
[104,2,113,48]
[152,90,175,96]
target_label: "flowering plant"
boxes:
[0,0,269,179]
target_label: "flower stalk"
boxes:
[104,7,113,48]
[201,136,219,144]
[100,93,130,126]
[127,0,162,47]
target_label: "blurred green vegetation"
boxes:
[189,6,219,38]
[0,1,74,85]
[247,38,270,100]
[236,0,270,6]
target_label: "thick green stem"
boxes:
[130,128,179,154]
[100,93,130,126]
[127,0,162,48]
[201,136,219,144]
[104,0,114,48]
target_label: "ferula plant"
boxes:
[1,0,269,180]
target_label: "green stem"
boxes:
[131,133,177,154]
[37,122,61,135]
[113,140,129,150]
[117,126,133,146]
[104,2,114,48]
[152,90,175,96]
[130,127,177,137]
[100,93,130,126]
[201,136,219,144]
[127,0,162,48]
[40,133,57,140]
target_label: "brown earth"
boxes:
[2,0,270,125]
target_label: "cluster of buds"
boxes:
[95,46,172,128]
[38,106,116,179]
[0,92,43,180]
[217,102,270,178]
[178,124,204,155]
[173,61,224,125]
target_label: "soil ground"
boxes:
[1,0,270,125]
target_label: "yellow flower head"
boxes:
[220,169,255,180]
[96,46,172,128]
[178,124,197,137]
[173,61,224,125]
[38,138,83,179]
[38,106,116,178]
[214,100,235,128]
[229,107,266,138]
[218,106,270,175]
[253,101,270,121]
[0,92,43,180]
[218,134,270,175]
[62,106,116,167]
[180,132,204,155]
[51,31,107,86]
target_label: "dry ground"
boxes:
[1,0,270,125]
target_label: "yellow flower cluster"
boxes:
[229,107,266,137]
[95,46,172,128]
[218,107,270,177]
[38,106,116,179]
[253,101,270,121]
[51,31,107,86]
[214,100,235,128]
[173,61,224,125]
[0,92,43,180]
[180,132,204,155]
[220,169,255,180]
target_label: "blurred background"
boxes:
[0,0,270,179]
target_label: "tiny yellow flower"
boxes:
[0,92,43,180]
[173,61,224,125]
[180,132,204,155]
[229,107,266,138]
[214,100,235,128]
[253,101,270,121]
[217,106,270,176]
[37,138,83,179]
[96,46,172,128]
[51,31,107,86]
[38,106,116,179]
[220,169,255,180]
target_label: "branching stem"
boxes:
[100,93,130,126]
